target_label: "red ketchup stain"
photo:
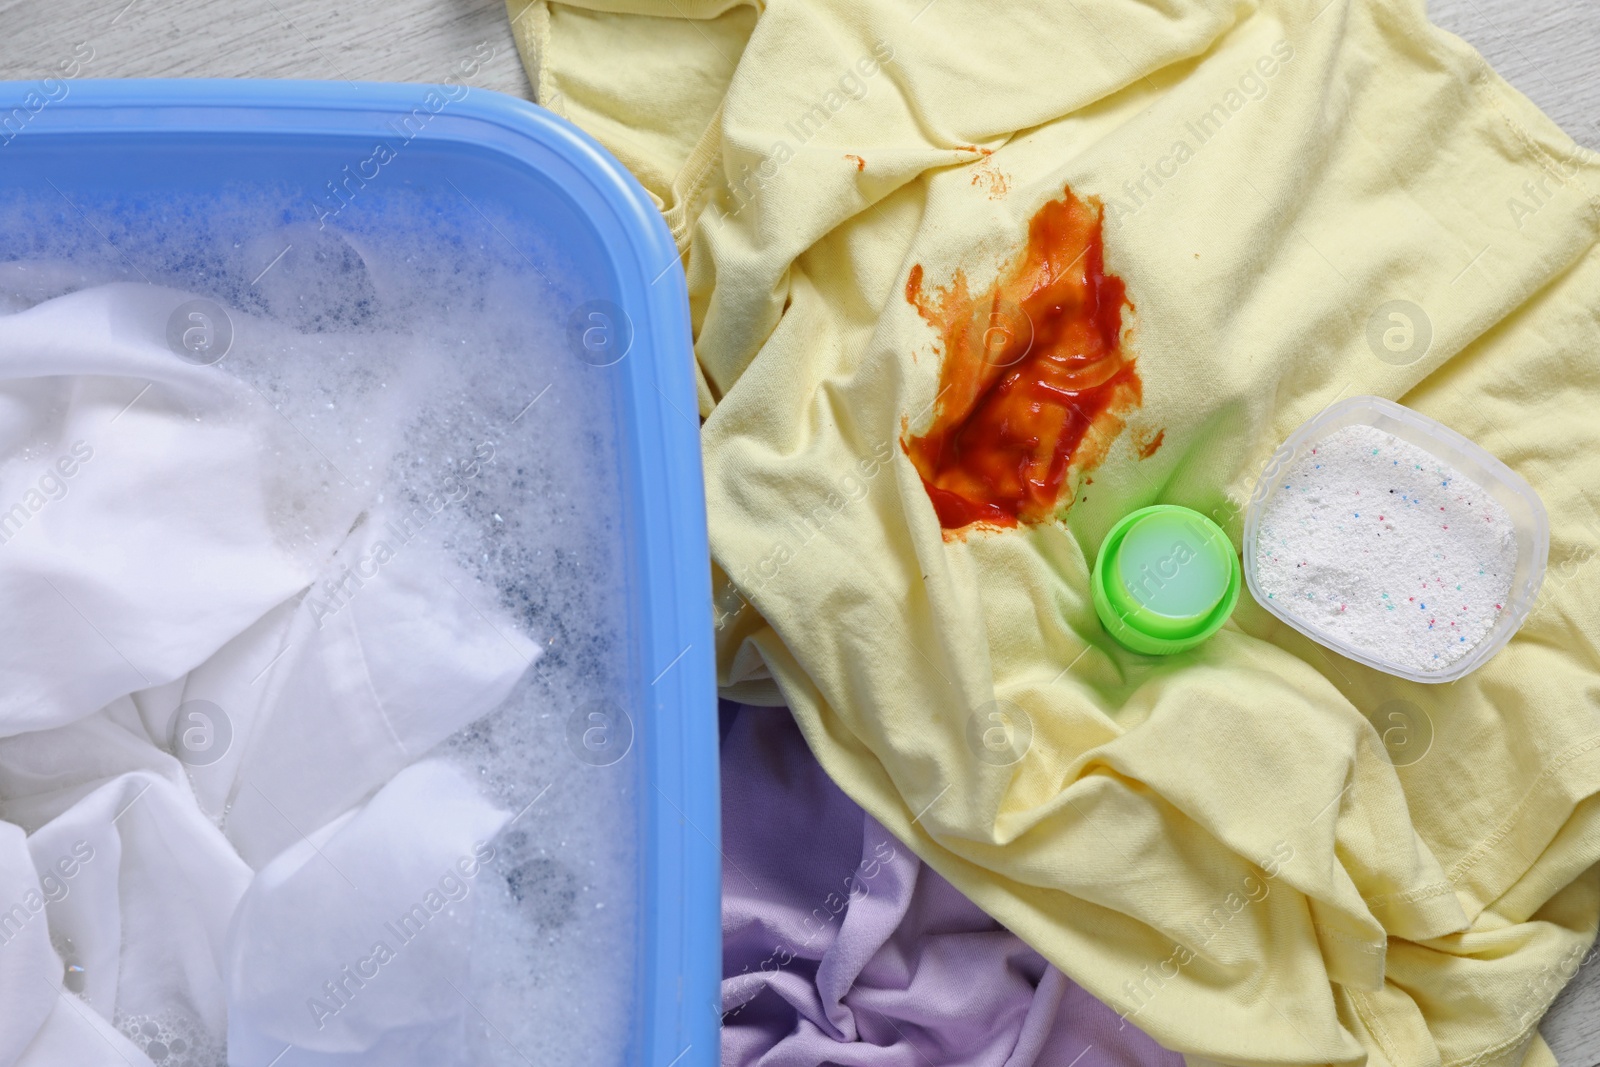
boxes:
[1135,427,1165,460]
[845,154,866,172]
[902,185,1139,535]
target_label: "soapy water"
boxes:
[0,184,638,1066]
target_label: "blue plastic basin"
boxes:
[0,78,718,1067]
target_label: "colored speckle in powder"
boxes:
[1252,423,1517,674]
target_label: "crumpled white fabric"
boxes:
[224,760,512,1067]
[0,821,59,1065]
[0,809,155,1066]
[29,773,251,1051]
[135,515,538,869]
[0,279,537,1065]
[15,994,153,1067]
[0,283,324,738]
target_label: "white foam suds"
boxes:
[0,183,638,1067]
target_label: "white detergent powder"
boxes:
[0,184,637,1067]
[1254,423,1518,673]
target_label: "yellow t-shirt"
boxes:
[510,0,1600,1061]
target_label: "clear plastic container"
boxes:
[1242,395,1549,683]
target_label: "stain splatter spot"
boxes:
[971,165,1009,200]
[1134,427,1165,460]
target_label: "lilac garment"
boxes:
[720,703,1184,1067]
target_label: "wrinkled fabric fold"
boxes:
[0,283,318,737]
[224,760,512,1067]
[720,702,1184,1067]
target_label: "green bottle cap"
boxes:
[1091,505,1240,655]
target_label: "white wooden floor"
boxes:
[1,0,1597,1060]
[0,0,530,96]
